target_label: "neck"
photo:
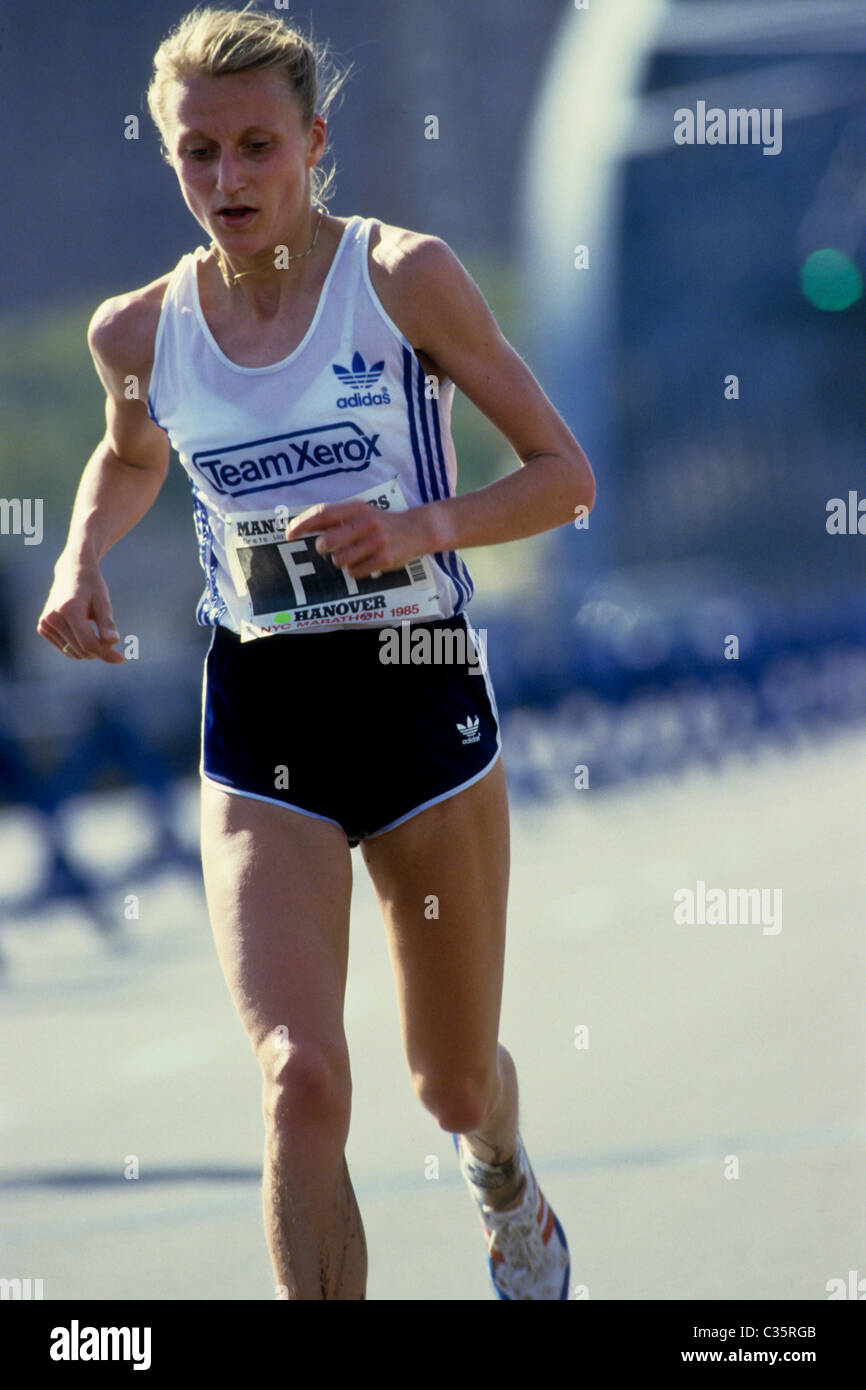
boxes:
[210,205,327,308]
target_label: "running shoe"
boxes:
[452,1131,570,1300]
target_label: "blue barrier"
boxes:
[2,586,865,946]
[0,705,200,941]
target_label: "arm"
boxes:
[401,236,596,554]
[37,294,170,662]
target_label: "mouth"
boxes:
[216,205,258,228]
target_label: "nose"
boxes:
[215,148,247,198]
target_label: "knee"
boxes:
[411,1066,499,1136]
[259,1038,352,1139]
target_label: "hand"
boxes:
[284,499,434,580]
[37,553,126,664]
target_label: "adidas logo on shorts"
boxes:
[457,715,481,745]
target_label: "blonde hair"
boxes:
[145,2,351,207]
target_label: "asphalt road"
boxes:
[1,728,864,1300]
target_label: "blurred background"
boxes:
[1,0,864,1302]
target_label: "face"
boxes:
[164,68,326,251]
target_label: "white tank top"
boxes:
[147,213,475,638]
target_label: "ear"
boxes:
[306,113,327,166]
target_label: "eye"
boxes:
[247,140,270,152]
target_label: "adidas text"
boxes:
[457,714,481,744]
[337,388,392,409]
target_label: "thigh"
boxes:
[359,756,510,1078]
[200,780,354,1065]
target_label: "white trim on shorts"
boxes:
[200,747,502,844]
[360,744,502,841]
[199,772,348,834]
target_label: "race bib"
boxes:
[224,477,441,641]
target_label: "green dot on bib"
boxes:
[273,612,292,623]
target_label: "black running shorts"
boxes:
[200,613,501,846]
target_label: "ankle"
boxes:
[484,1169,527,1211]
[458,1132,527,1209]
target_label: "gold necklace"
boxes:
[210,207,325,288]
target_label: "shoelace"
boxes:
[485,1216,539,1274]
[482,1173,542,1270]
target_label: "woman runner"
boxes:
[37,4,596,1300]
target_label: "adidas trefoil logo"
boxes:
[332,351,385,388]
[457,714,481,745]
[332,351,391,408]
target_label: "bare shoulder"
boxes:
[368,220,458,301]
[368,219,451,269]
[367,220,463,378]
[87,271,173,394]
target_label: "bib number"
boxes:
[224,477,440,640]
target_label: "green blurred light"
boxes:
[800,247,862,311]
